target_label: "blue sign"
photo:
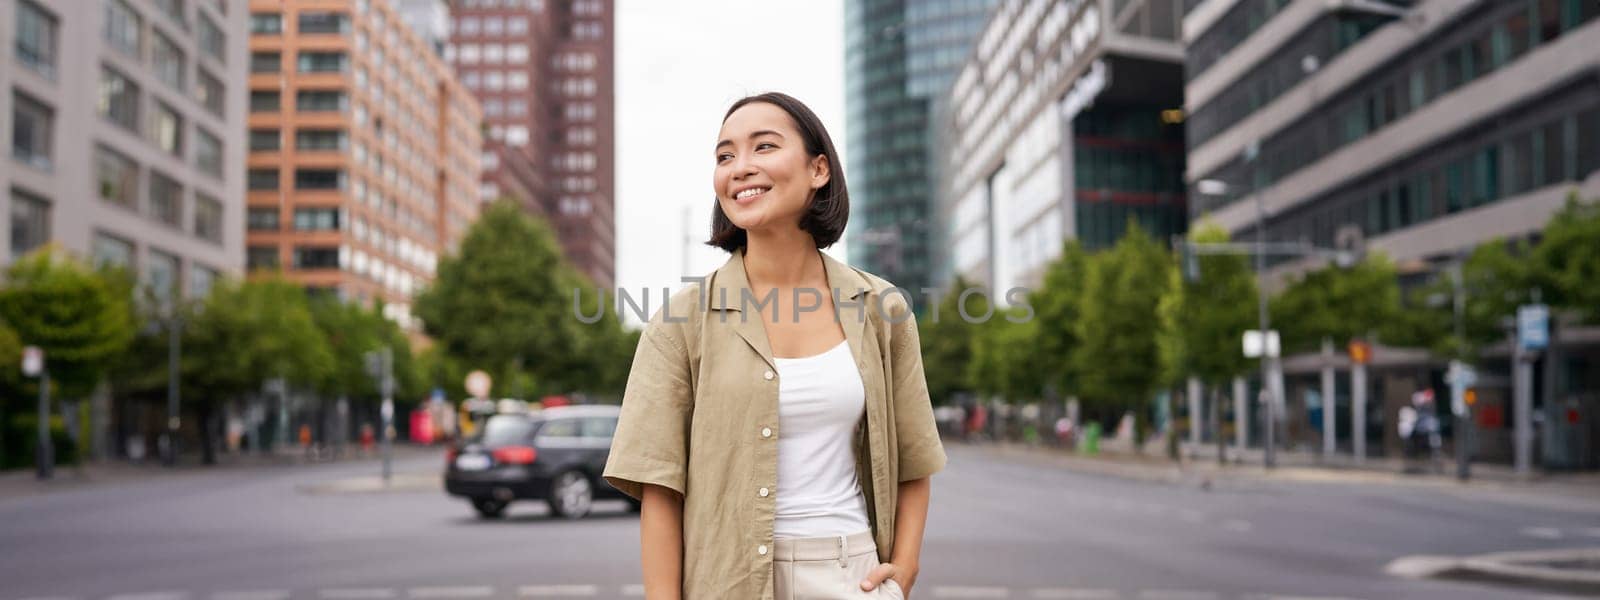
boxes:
[1518,304,1549,351]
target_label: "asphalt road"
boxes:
[1,443,1597,600]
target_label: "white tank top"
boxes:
[771,339,872,540]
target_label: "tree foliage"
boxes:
[1159,224,1257,387]
[0,246,136,399]
[919,276,983,405]
[1270,253,1400,353]
[184,276,334,403]
[1071,222,1171,420]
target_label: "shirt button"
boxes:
[763,370,775,380]
[759,487,770,497]
[761,427,772,438]
[758,544,769,556]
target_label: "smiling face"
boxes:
[713,102,831,238]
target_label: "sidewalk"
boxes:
[0,443,444,499]
[957,437,1600,510]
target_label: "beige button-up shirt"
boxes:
[603,248,947,599]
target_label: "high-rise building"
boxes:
[446,0,615,290]
[1186,0,1598,273]
[1,0,248,301]
[934,0,1189,295]
[245,0,482,330]
[845,0,994,294]
[1184,0,1600,466]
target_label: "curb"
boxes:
[1386,548,1600,594]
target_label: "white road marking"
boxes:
[1137,591,1218,600]
[1248,595,1366,600]
[1520,526,1564,539]
[932,587,1011,598]
[1177,509,1206,524]
[211,592,292,600]
[1222,519,1254,532]
[13,597,81,600]
[407,587,493,599]
[516,585,598,597]
[620,584,646,596]
[319,589,397,599]
[1030,588,1120,599]
[1580,527,1600,538]
[107,594,190,600]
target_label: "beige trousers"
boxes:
[772,530,906,600]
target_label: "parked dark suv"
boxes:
[444,405,638,519]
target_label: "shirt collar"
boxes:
[707,247,869,311]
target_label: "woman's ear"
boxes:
[810,154,831,190]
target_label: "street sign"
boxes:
[21,346,42,377]
[1243,330,1280,358]
[465,370,492,399]
[1348,340,1372,365]
[1518,304,1549,351]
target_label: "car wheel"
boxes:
[548,470,593,519]
[472,498,508,519]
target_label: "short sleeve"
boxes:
[603,318,693,501]
[887,298,947,481]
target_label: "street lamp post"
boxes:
[165,309,182,467]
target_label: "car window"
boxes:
[479,415,533,446]
[582,417,617,439]
[538,418,580,438]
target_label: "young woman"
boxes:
[603,92,946,599]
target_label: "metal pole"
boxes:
[1451,264,1471,480]
[165,313,181,467]
[1352,361,1367,463]
[1254,181,1275,469]
[1513,333,1534,475]
[36,369,52,480]
[1233,377,1248,455]
[1187,377,1202,450]
[1321,338,1336,460]
[381,347,394,483]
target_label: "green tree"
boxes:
[183,276,333,462]
[1270,254,1401,354]
[1072,222,1172,426]
[0,247,137,401]
[1159,224,1257,386]
[1533,194,1600,322]
[1032,241,1088,399]
[415,201,606,399]
[919,276,983,405]
[967,308,1042,403]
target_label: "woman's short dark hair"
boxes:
[706,92,849,253]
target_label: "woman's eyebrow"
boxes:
[716,130,787,149]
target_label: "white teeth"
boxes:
[736,187,768,200]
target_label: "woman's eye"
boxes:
[756,142,776,151]
[716,154,732,163]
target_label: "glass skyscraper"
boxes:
[844,0,994,292]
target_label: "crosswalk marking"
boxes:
[319,589,397,599]
[1030,589,1120,599]
[211,592,291,600]
[516,585,598,597]
[407,587,492,599]
[933,587,1011,598]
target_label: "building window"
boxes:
[15,0,58,78]
[458,44,480,63]
[297,51,347,73]
[507,44,528,63]
[508,72,528,90]
[458,17,480,35]
[9,188,50,258]
[250,90,280,112]
[246,245,279,270]
[147,102,183,157]
[94,233,134,269]
[11,92,52,170]
[293,246,340,269]
[249,128,280,151]
[248,168,279,190]
[506,125,529,146]
[296,128,346,151]
[295,169,345,190]
[484,18,503,36]
[250,51,280,73]
[484,44,504,63]
[99,67,140,133]
[197,69,225,116]
[509,17,528,35]
[151,32,187,91]
[198,15,226,62]
[148,171,183,227]
[103,0,141,56]
[95,146,138,210]
[247,207,279,230]
[298,11,349,34]
[485,71,504,91]
[193,193,222,244]
[195,128,222,178]
[189,264,217,298]
[144,250,179,304]
[295,89,347,112]
[250,12,282,34]
[293,207,341,230]
[150,0,184,27]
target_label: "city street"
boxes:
[1,444,1596,600]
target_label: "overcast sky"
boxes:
[614,0,849,327]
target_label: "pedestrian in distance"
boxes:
[604,92,946,599]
